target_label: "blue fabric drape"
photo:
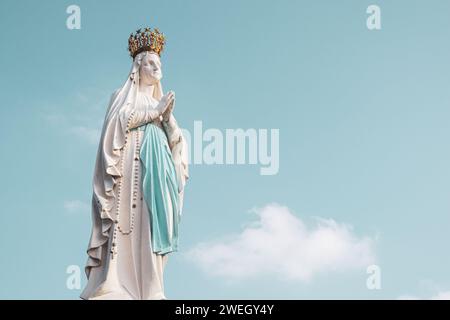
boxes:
[138,123,180,254]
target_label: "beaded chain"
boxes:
[118,128,140,235]
[110,110,140,259]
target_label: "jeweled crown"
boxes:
[128,27,166,58]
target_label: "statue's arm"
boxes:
[162,113,183,149]
[162,113,189,189]
[125,107,161,132]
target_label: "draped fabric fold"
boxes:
[140,124,181,254]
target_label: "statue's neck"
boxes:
[138,83,155,98]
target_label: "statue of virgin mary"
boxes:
[80,27,189,300]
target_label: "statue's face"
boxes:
[139,52,162,85]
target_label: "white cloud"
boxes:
[69,125,101,145]
[399,291,450,300]
[43,111,101,145]
[64,200,90,215]
[397,294,420,300]
[43,113,67,124]
[186,203,376,282]
[432,291,450,300]
[398,280,450,300]
[41,89,107,145]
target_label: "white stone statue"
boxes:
[80,27,189,300]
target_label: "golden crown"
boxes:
[128,27,166,58]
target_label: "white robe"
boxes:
[81,92,188,300]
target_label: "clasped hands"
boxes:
[155,90,175,122]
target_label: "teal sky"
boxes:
[1,0,450,299]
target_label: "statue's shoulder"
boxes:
[105,88,121,110]
[102,89,122,120]
[110,88,121,101]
